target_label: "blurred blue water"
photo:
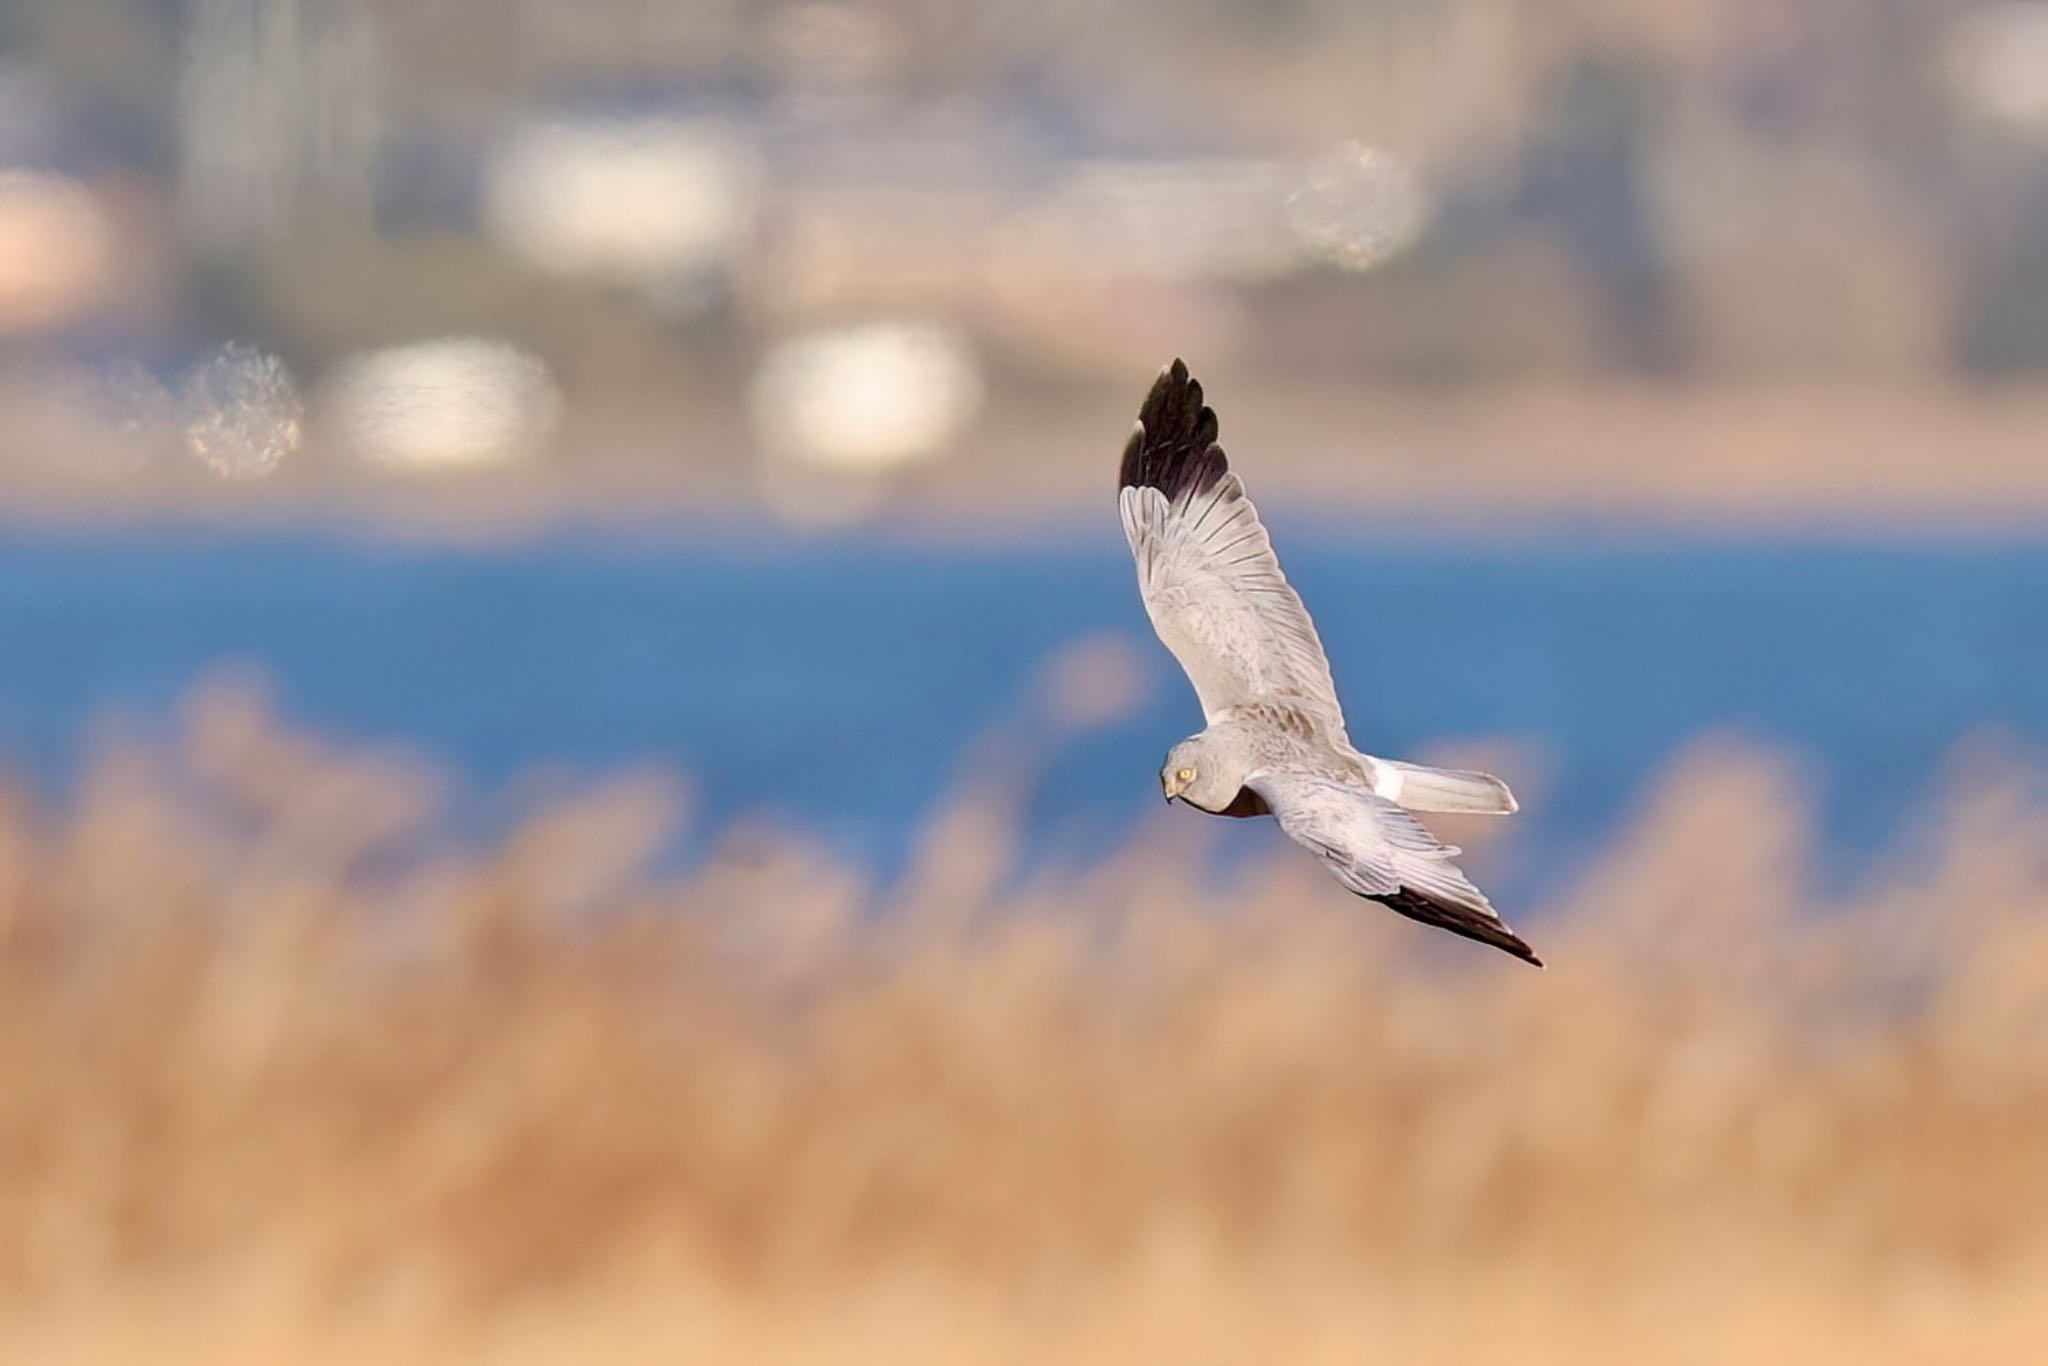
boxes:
[1,521,2044,899]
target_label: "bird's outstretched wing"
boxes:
[1245,771,1542,966]
[1119,359,1346,740]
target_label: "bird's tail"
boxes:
[1366,759,1518,815]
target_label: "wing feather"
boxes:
[1246,771,1542,966]
[1118,360,1346,737]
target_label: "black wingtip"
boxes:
[1119,358,1228,500]
[1485,934,1544,969]
[1374,887,1544,967]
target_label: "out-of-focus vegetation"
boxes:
[3,681,2046,1362]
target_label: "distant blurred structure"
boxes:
[750,321,983,520]
[1944,2,2048,375]
[178,0,382,250]
[1945,3,2048,132]
[323,337,561,473]
[1,358,175,482]
[0,170,114,333]
[484,116,761,303]
[180,344,304,480]
[1042,157,1304,284]
[0,0,2043,509]
[1287,143,1432,273]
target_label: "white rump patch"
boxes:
[1370,761,1405,802]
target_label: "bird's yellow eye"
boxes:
[1176,767,1195,783]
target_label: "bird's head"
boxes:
[1160,734,1243,812]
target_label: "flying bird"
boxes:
[1120,359,1540,966]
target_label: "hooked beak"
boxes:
[1161,773,1185,803]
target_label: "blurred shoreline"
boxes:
[3,533,2041,898]
[7,380,2048,538]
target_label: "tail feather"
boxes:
[1368,759,1518,815]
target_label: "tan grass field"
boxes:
[2,684,2046,1362]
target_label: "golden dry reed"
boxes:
[2,678,2047,1364]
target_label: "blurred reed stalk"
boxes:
[1,678,2046,1362]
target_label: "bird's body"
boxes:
[1120,360,1540,966]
